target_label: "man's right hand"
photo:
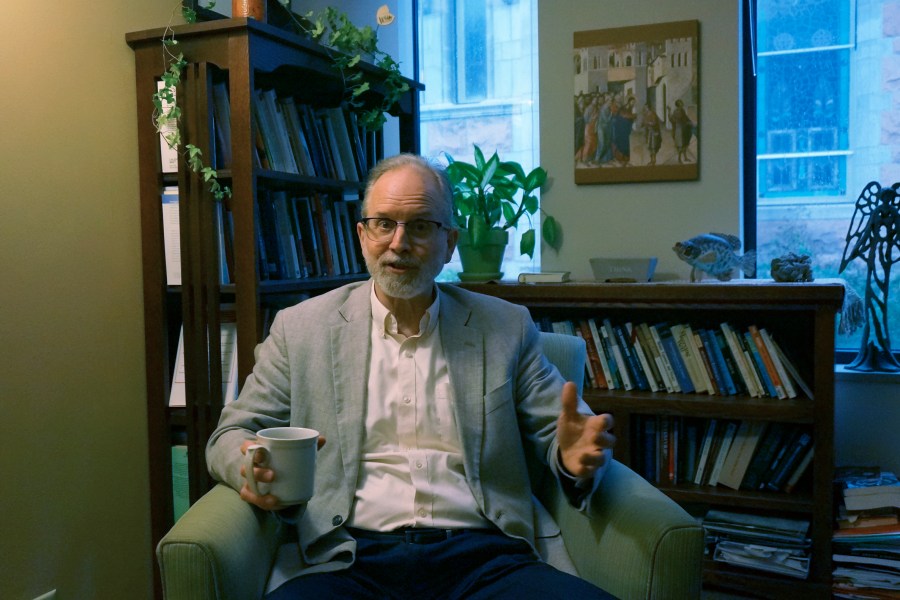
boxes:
[238,436,327,510]
[239,439,280,510]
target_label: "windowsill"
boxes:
[835,364,900,383]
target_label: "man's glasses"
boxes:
[359,217,448,243]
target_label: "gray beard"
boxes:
[364,252,444,299]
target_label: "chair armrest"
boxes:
[541,460,704,600]
[156,484,282,600]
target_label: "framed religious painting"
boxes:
[574,20,699,184]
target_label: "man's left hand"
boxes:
[557,381,615,478]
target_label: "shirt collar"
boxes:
[369,281,441,340]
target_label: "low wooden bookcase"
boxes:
[461,280,844,599]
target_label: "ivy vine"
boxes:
[152,2,408,203]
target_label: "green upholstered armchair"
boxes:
[156,332,704,599]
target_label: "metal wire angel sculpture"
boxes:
[838,181,900,371]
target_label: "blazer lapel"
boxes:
[440,291,486,503]
[331,284,372,482]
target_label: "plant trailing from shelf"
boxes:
[275,3,409,132]
[153,2,407,201]
[446,144,560,260]
[154,0,231,201]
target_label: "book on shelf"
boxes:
[568,324,598,389]
[782,444,814,494]
[769,336,813,399]
[161,186,181,286]
[671,323,707,393]
[705,420,739,486]
[836,504,900,530]
[325,106,360,182]
[837,468,900,511]
[168,319,239,407]
[602,319,633,390]
[171,445,190,522]
[701,328,737,395]
[717,420,768,490]
[577,320,608,389]
[278,96,316,176]
[720,322,760,397]
[759,328,797,398]
[211,81,232,169]
[593,318,622,389]
[693,418,720,485]
[740,422,791,491]
[636,322,672,392]
[628,322,661,392]
[764,429,813,492]
[614,322,649,390]
[311,192,337,276]
[156,81,179,173]
[748,325,788,399]
[655,323,693,393]
[648,323,681,392]
[678,418,702,484]
[743,330,778,398]
[517,271,571,283]
[692,330,720,395]
[585,319,613,389]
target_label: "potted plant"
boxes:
[445,144,559,281]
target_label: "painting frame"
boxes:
[573,20,699,185]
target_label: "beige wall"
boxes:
[538,1,742,281]
[0,0,175,597]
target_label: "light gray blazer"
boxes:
[207,281,602,579]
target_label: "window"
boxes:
[751,0,900,356]
[417,0,540,280]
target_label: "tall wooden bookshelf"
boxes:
[126,18,421,594]
[461,281,843,599]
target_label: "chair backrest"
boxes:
[538,331,587,395]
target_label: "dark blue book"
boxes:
[701,328,736,395]
[744,331,777,397]
[655,323,695,393]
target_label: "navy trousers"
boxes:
[266,528,616,599]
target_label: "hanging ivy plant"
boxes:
[153,1,231,201]
[152,2,408,201]
[275,3,410,131]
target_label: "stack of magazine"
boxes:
[703,509,811,579]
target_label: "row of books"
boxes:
[252,191,366,280]
[703,509,811,579]
[249,85,375,182]
[633,415,814,494]
[541,317,811,399]
[832,503,900,597]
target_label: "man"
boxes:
[207,154,616,598]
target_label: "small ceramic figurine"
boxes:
[771,252,814,282]
[673,233,756,282]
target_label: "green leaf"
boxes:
[524,167,548,192]
[542,215,561,250]
[520,229,536,258]
[522,194,538,215]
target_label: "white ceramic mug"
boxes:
[243,427,319,505]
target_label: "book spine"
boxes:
[588,318,615,390]
[672,324,706,393]
[692,330,720,395]
[650,323,680,392]
[707,420,739,486]
[720,322,759,397]
[765,430,813,491]
[659,326,694,393]
[614,323,648,390]
[783,445,815,493]
[693,419,718,485]
[578,320,608,389]
[749,325,787,398]
[744,331,777,397]
[760,328,797,398]
[627,323,659,391]
[603,319,633,390]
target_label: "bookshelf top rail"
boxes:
[458,281,845,309]
[126,17,423,91]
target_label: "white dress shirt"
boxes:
[346,284,492,531]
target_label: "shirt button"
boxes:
[418,509,427,518]
[416,461,423,469]
[404,351,413,358]
[332,515,343,526]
